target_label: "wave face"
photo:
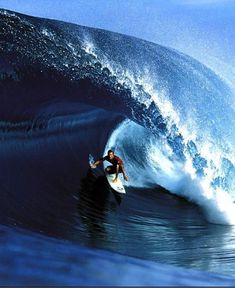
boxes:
[1,9,235,281]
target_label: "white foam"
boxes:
[106,120,235,225]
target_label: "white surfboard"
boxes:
[105,173,126,194]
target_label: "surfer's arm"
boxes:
[114,165,120,181]
[93,159,103,167]
[121,164,128,181]
[90,158,104,168]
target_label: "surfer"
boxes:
[92,150,128,183]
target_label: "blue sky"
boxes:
[0,0,235,80]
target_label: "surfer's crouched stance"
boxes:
[91,150,128,183]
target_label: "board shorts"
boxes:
[106,165,123,175]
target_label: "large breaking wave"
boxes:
[1,7,235,234]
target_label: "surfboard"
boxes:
[105,173,126,194]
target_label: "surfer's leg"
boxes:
[119,166,123,174]
[105,165,116,174]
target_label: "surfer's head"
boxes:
[107,150,114,160]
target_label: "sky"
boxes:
[0,0,235,84]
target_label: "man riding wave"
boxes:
[91,150,128,183]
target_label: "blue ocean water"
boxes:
[1,9,235,285]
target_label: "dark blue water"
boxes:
[3,224,235,286]
[1,9,235,285]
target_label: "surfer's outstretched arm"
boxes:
[90,159,102,168]
[93,159,102,167]
[94,160,102,166]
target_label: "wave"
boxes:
[1,8,235,230]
